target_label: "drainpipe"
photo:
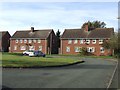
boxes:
[45,39,47,54]
[61,39,62,54]
[49,33,52,55]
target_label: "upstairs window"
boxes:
[38,40,41,43]
[80,39,84,44]
[33,40,36,43]
[99,39,103,44]
[20,39,23,43]
[86,39,90,44]
[24,39,27,43]
[74,39,78,44]
[29,39,32,43]
[68,40,72,44]
[15,39,19,43]
[92,39,96,44]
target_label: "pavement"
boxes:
[2,57,117,88]
[109,66,118,89]
[108,61,119,90]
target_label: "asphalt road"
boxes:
[2,58,117,88]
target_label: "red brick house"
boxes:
[0,31,11,52]
[61,26,114,56]
[10,27,58,54]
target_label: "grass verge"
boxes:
[1,53,83,68]
[49,54,115,59]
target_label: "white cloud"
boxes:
[0,2,118,35]
[0,0,119,2]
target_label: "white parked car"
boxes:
[23,50,34,56]
[29,51,34,57]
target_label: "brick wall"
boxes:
[47,30,58,54]
[1,32,11,52]
[61,39,112,56]
[10,32,58,54]
[10,39,47,54]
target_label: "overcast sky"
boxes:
[0,2,118,35]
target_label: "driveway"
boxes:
[2,57,117,88]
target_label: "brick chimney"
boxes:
[84,24,88,32]
[31,27,34,32]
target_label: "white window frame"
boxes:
[20,39,23,43]
[80,39,84,44]
[74,47,82,52]
[99,39,103,44]
[29,46,35,50]
[66,46,70,52]
[14,45,17,50]
[39,46,42,51]
[87,47,95,53]
[15,39,19,43]
[86,39,90,44]
[74,39,78,44]
[38,40,41,43]
[28,39,32,43]
[33,39,36,43]
[20,46,26,50]
[92,39,96,44]
[68,39,72,44]
[100,47,104,53]
[24,39,27,43]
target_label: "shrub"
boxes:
[79,47,88,56]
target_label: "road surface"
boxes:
[2,58,117,88]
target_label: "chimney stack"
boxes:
[84,24,88,32]
[31,27,34,32]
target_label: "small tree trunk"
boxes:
[112,49,114,56]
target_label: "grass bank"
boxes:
[1,53,83,68]
[47,54,114,59]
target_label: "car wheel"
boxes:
[26,53,28,56]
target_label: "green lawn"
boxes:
[1,53,83,68]
[48,54,114,59]
[47,54,116,62]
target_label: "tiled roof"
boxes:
[0,31,8,35]
[61,28,114,39]
[61,29,87,39]
[87,28,114,38]
[11,29,53,39]
[0,31,9,39]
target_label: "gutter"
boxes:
[61,38,111,40]
[107,60,118,89]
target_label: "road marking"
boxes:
[107,60,118,89]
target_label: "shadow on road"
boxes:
[2,85,12,90]
[33,64,115,70]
